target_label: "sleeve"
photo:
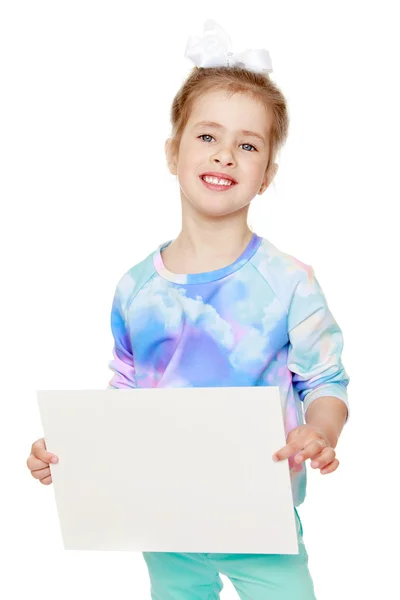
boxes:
[107,282,136,389]
[286,264,350,421]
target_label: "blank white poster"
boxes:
[37,386,298,554]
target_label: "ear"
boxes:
[258,162,279,195]
[165,138,178,176]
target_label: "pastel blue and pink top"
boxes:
[107,232,350,506]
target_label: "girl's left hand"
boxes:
[272,424,339,475]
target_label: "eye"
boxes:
[240,143,257,152]
[198,134,215,143]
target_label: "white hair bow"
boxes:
[184,20,273,75]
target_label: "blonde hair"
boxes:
[169,66,289,171]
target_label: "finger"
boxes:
[31,466,51,480]
[320,458,339,474]
[31,437,46,453]
[310,447,336,469]
[295,439,327,463]
[27,455,50,471]
[32,440,58,465]
[40,475,53,485]
[273,440,303,462]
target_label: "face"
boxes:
[165,89,278,218]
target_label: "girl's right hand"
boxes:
[27,438,59,485]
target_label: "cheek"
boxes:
[178,147,205,175]
[247,162,267,183]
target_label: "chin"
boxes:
[179,181,253,217]
[191,198,250,218]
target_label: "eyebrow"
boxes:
[193,120,266,145]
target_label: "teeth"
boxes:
[203,175,233,186]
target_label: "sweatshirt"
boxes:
[107,232,350,506]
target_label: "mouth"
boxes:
[199,173,238,192]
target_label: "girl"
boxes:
[28,20,350,600]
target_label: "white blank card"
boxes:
[37,386,298,554]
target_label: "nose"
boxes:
[211,147,236,167]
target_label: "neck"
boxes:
[165,200,253,272]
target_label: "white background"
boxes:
[1,1,398,598]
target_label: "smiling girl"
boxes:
[27,20,350,600]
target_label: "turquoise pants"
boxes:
[142,508,317,599]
